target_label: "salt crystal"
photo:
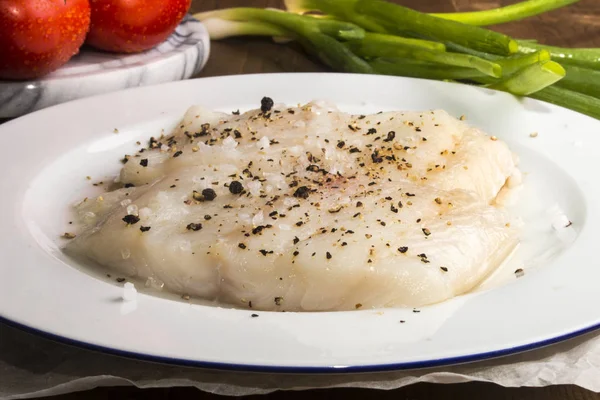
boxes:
[120,199,132,207]
[247,180,262,196]
[121,248,131,260]
[126,204,139,216]
[145,277,165,290]
[122,282,137,302]
[239,213,252,224]
[257,136,270,149]
[283,197,299,207]
[82,211,96,223]
[288,146,303,156]
[223,136,238,149]
[252,211,264,226]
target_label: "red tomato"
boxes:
[86,0,191,53]
[0,0,91,80]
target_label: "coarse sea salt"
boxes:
[122,282,137,301]
[252,211,264,226]
[126,204,139,216]
[257,136,270,149]
[247,180,262,196]
[145,276,165,290]
[223,136,238,149]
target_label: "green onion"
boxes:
[444,42,553,77]
[484,60,565,95]
[432,0,580,26]
[518,41,600,69]
[286,0,518,55]
[347,36,502,77]
[195,8,365,41]
[298,32,374,73]
[353,0,518,55]
[355,32,446,52]
[284,0,388,33]
[494,51,552,75]
[201,18,290,40]
[200,1,600,120]
[370,58,488,80]
[194,8,372,73]
[556,64,600,98]
[530,86,600,120]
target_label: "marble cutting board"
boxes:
[0,15,210,118]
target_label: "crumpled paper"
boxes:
[2,322,600,399]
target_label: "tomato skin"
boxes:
[86,0,191,53]
[0,0,91,80]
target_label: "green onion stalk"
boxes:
[196,0,600,120]
[518,41,600,69]
[531,86,600,120]
[484,60,566,95]
[347,34,502,77]
[370,58,489,81]
[432,0,580,26]
[195,9,373,73]
[286,0,518,55]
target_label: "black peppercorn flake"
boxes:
[202,188,217,201]
[371,150,384,163]
[293,186,310,199]
[383,131,396,142]
[261,96,274,113]
[229,180,244,194]
[122,215,140,225]
[186,223,203,231]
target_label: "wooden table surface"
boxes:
[31,0,600,399]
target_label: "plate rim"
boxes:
[2,72,599,372]
[2,316,599,372]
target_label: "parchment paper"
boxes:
[2,322,599,399]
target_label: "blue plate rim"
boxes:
[2,315,599,373]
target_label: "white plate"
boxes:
[1,73,598,372]
[0,15,210,118]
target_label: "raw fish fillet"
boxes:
[67,100,520,311]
